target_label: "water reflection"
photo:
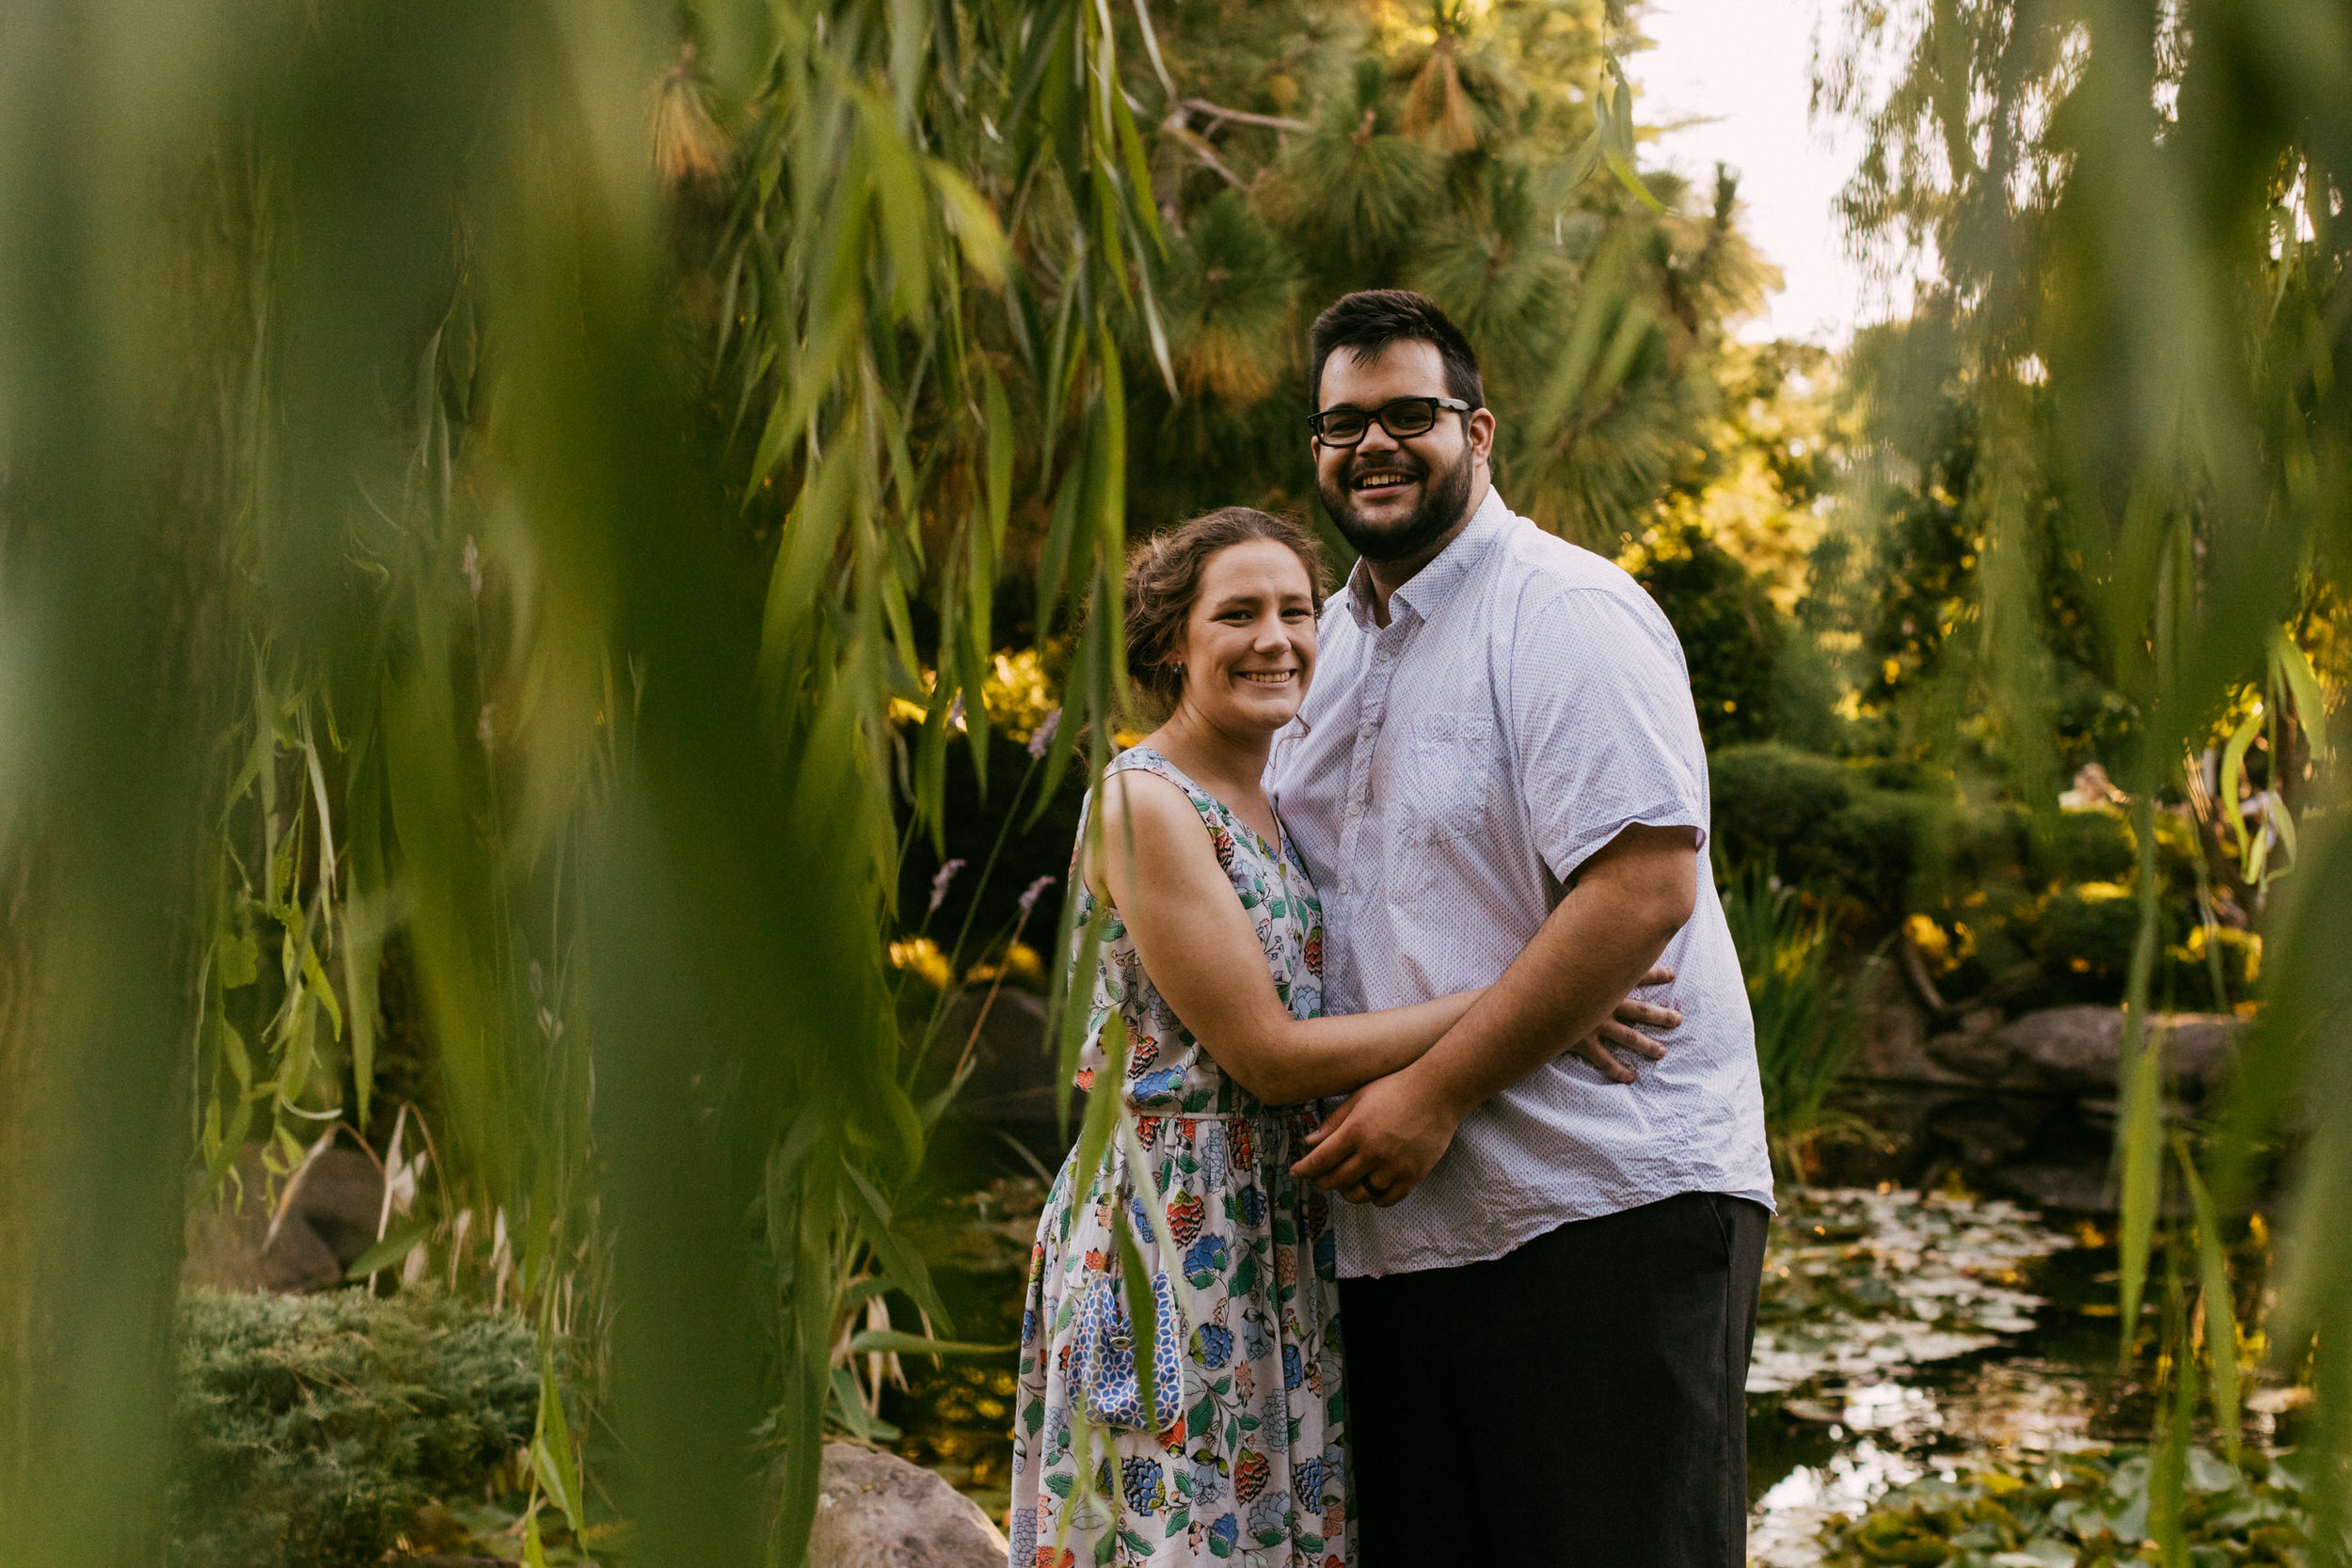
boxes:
[1746,1191,2138,1564]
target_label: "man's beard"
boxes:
[1318,442,1476,563]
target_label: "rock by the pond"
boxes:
[1923,1026,2018,1084]
[807,1443,1008,1568]
[1997,1160,2118,1213]
[1991,1006,2241,1094]
[1852,995,1976,1088]
[1859,1003,2244,1096]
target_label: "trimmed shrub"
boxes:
[2040,806,2137,884]
[1710,743,1856,880]
[168,1289,539,1568]
[1821,788,1933,911]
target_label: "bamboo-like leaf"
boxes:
[1068,1011,1127,1209]
[1600,62,1665,212]
[982,368,1014,550]
[846,1330,1016,1357]
[2219,702,2263,865]
[2116,1015,2164,1351]
[530,1337,583,1532]
[842,1158,955,1337]
[342,1218,432,1282]
[1116,1212,1163,1433]
[826,1365,902,1442]
[300,942,342,1043]
[1034,451,1089,643]
[2174,1135,2243,1461]
[931,162,1011,287]
[2270,628,2328,759]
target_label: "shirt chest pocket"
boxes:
[1395,710,1506,847]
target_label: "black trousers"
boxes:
[1338,1190,1770,1567]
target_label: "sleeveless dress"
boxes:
[1009,747,1349,1568]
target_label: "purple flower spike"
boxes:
[1019,875,1057,915]
[928,858,967,915]
[1027,708,1060,759]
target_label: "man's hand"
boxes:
[1293,964,1681,1202]
[1291,1072,1463,1207]
[1568,964,1680,1085]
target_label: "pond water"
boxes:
[886,1178,2304,1562]
[1744,1190,2127,1564]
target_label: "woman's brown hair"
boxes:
[1120,507,1328,715]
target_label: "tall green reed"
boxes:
[1718,862,1872,1182]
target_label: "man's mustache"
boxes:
[1344,455,1427,485]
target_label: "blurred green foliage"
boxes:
[2,0,2345,1559]
[1814,0,2352,1541]
[169,1291,539,1568]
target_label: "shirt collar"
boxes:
[1341,484,1515,632]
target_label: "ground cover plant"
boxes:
[1818,1448,2330,1568]
[168,1291,538,1568]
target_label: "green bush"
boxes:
[2019,884,2150,1005]
[1630,522,1786,749]
[2041,805,2137,883]
[1712,743,1955,913]
[1710,744,1856,877]
[169,1289,540,1568]
[1820,787,1935,911]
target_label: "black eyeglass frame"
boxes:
[1306,395,1476,446]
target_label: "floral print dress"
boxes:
[1009,747,1347,1568]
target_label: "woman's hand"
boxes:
[1293,964,1682,1203]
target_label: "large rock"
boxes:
[1852,994,1976,1087]
[1991,1006,2242,1094]
[181,1145,389,1294]
[807,1443,1008,1568]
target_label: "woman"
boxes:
[1007,507,1485,1568]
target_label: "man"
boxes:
[1272,290,1773,1566]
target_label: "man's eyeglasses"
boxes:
[1306,395,1475,447]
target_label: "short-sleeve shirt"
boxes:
[1266,485,1774,1278]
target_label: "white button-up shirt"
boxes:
[1268,487,1774,1278]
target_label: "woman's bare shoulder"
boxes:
[1085,767,1212,903]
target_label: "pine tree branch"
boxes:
[1177,98,1311,135]
[1166,124,1249,191]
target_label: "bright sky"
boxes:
[1630,0,1892,345]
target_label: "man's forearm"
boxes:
[1403,836,1696,1118]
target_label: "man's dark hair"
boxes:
[1308,289,1486,412]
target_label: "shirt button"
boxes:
[1359,721,1377,737]
[1375,648,1394,664]
[1346,801,1363,818]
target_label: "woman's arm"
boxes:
[1088,770,1478,1105]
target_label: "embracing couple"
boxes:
[1009,291,1773,1567]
